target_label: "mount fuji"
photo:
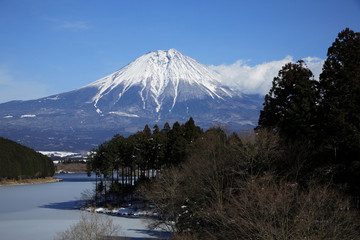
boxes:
[0,49,262,151]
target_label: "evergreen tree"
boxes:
[161,122,171,135]
[167,121,187,166]
[125,133,141,186]
[318,28,360,192]
[258,60,318,143]
[111,134,126,186]
[140,125,153,177]
[152,124,167,175]
[86,118,204,206]
[0,137,55,179]
[184,117,202,144]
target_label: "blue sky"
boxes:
[0,0,359,103]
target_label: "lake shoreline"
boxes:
[0,177,62,186]
[0,173,166,240]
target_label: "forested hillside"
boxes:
[0,137,55,179]
[81,28,360,239]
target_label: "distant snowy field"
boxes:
[39,151,87,164]
[39,151,86,158]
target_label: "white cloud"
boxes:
[59,21,90,31]
[0,66,49,103]
[209,56,324,95]
[0,57,325,103]
[302,56,324,80]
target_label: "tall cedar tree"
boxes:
[318,28,360,192]
[258,60,318,143]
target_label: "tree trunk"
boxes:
[122,166,125,186]
[95,171,98,206]
[104,176,107,207]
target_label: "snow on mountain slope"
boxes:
[0,49,263,151]
[83,49,233,114]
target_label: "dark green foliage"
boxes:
[82,28,360,237]
[143,128,360,239]
[166,121,187,166]
[257,61,319,182]
[139,28,360,239]
[318,28,360,192]
[318,28,360,157]
[257,28,360,193]
[258,60,318,143]
[0,137,55,179]
[86,117,203,207]
[184,117,202,143]
[142,127,244,234]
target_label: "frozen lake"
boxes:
[0,173,168,240]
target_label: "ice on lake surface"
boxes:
[0,173,168,240]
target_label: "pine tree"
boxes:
[0,137,55,179]
[168,122,187,166]
[258,60,318,143]
[318,28,360,192]
[184,117,203,144]
[152,124,167,177]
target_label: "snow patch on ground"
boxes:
[38,151,85,158]
[46,96,60,100]
[96,108,103,114]
[84,203,171,238]
[21,114,36,118]
[109,111,139,118]
[90,207,158,217]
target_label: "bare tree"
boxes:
[141,127,360,239]
[138,167,184,233]
[204,175,360,240]
[54,212,121,240]
[239,128,282,177]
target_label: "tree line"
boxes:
[0,137,55,180]
[257,28,360,193]
[140,28,360,238]
[84,28,360,238]
[141,127,360,239]
[86,117,202,206]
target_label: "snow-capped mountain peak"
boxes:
[0,49,262,152]
[84,49,233,113]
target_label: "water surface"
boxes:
[0,173,166,240]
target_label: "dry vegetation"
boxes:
[140,128,360,239]
[55,162,87,173]
[0,177,61,186]
[54,212,121,240]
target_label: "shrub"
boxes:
[54,212,121,240]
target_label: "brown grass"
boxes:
[55,162,87,173]
[0,177,61,186]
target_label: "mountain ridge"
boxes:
[0,49,262,151]
[82,48,234,116]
